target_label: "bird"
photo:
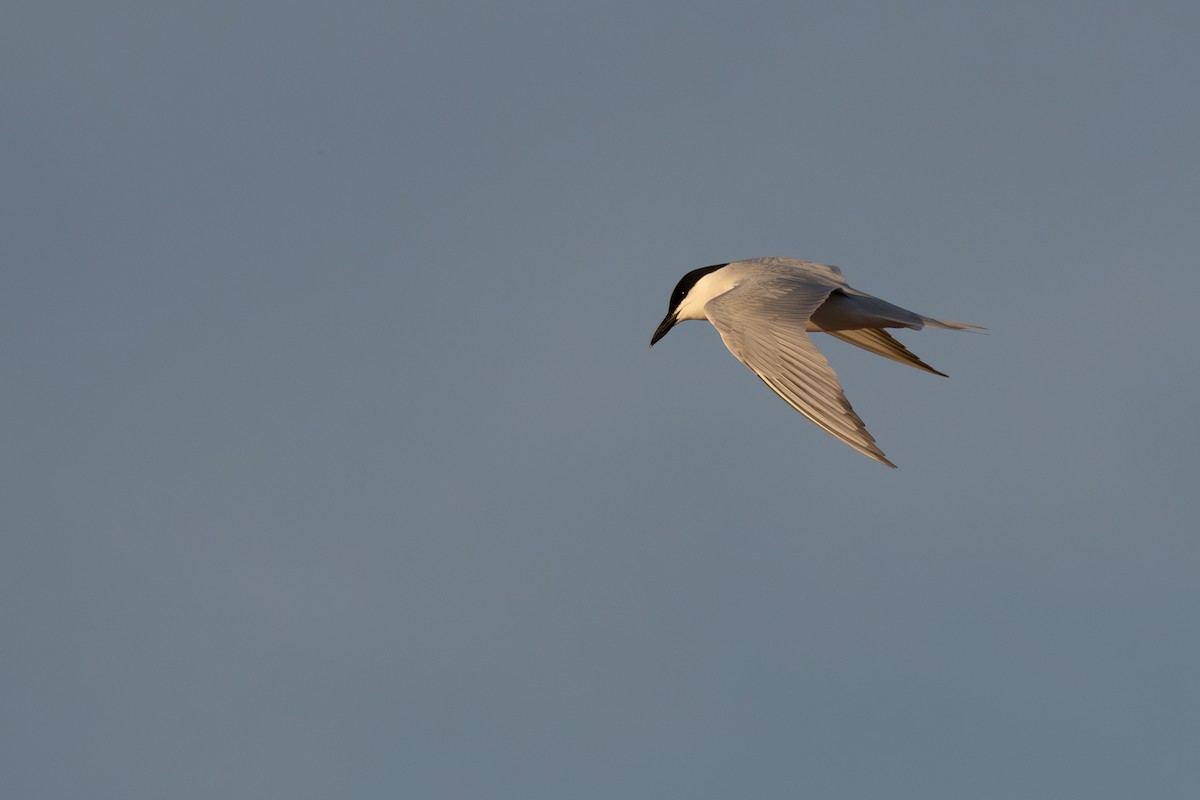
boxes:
[649,257,983,468]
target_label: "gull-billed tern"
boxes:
[650,257,983,468]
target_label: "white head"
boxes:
[649,263,733,346]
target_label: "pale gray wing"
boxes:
[822,327,948,377]
[752,257,848,284]
[704,277,896,468]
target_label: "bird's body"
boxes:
[650,257,982,468]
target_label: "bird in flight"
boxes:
[650,257,983,468]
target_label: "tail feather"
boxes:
[920,316,987,332]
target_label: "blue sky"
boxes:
[4,2,1199,797]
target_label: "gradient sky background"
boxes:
[5,2,1199,798]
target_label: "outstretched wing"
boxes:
[703,275,896,468]
[822,327,948,377]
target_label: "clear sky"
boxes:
[4,2,1199,797]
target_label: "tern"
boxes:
[650,257,982,468]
